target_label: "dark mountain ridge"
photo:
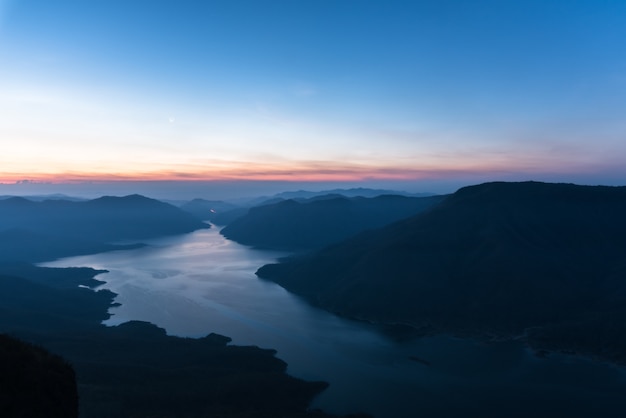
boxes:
[179,198,244,224]
[0,334,78,418]
[257,181,626,364]
[0,194,209,262]
[222,194,445,250]
[0,193,86,202]
[228,187,435,208]
[271,187,435,200]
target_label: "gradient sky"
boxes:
[1,0,626,197]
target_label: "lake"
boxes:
[43,226,626,418]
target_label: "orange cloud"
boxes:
[2,153,623,185]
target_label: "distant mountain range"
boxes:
[0,194,86,202]
[257,181,626,365]
[221,194,446,250]
[271,187,435,200]
[179,198,246,224]
[179,188,437,225]
[232,187,436,207]
[0,194,208,262]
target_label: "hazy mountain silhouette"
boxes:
[258,181,626,364]
[179,198,246,224]
[222,194,445,250]
[178,188,434,226]
[0,229,140,263]
[271,187,435,200]
[0,194,86,202]
[229,187,435,208]
[0,195,208,262]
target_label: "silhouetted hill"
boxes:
[258,181,626,364]
[0,334,78,418]
[73,194,208,240]
[0,229,140,263]
[0,194,208,262]
[179,198,245,224]
[181,190,432,227]
[0,272,115,333]
[272,188,435,200]
[222,194,445,250]
[0,194,86,202]
[232,187,435,208]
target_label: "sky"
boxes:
[1,0,625,199]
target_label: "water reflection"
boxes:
[43,226,626,418]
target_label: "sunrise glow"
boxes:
[1,1,625,196]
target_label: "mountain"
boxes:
[0,195,209,262]
[0,195,367,417]
[272,188,435,200]
[179,198,245,224]
[0,194,86,202]
[0,229,137,263]
[0,334,78,418]
[232,187,435,208]
[257,181,626,364]
[221,194,445,250]
[179,189,436,227]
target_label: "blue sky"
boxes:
[1,0,625,198]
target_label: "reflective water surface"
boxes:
[44,226,626,418]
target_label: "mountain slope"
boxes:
[0,334,78,418]
[179,198,242,223]
[222,194,445,250]
[271,187,435,200]
[0,195,209,262]
[257,181,626,363]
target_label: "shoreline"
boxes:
[261,276,626,371]
[1,248,358,418]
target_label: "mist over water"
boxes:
[44,227,626,418]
